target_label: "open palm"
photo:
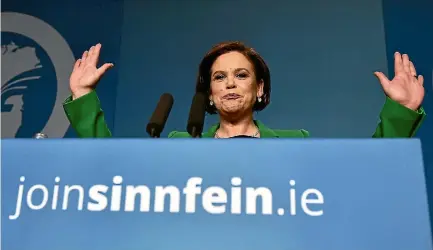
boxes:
[69,43,113,99]
[374,52,424,110]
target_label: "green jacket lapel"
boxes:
[201,123,218,138]
[255,120,279,138]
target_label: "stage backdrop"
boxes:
[2,0,432,228]
[1,0,123,138]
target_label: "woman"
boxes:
[63,42,426,138]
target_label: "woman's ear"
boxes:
[257,79,264,97]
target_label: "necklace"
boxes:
[215,128,260,138]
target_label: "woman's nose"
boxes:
[226,76,236,89]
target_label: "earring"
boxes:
[210,100,213,106]
[258,97,262,103]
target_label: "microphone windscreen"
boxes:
[187,92,207,136]
[146,93,174,137]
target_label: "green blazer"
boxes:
[63,90,426,138]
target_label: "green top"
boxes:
[63,90,426,138]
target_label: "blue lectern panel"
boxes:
[1,139,431,250]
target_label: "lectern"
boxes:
[1,139,431,250]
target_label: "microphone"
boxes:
[146,93,174,138]
[187,92,206,138]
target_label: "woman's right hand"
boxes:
[69,43,114,99]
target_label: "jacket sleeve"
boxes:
[63,90,112,138]
[372,97,426,138]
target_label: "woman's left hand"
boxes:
[374,52,424,110]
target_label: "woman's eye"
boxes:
[214,75,225,80]
[237,73,248,78]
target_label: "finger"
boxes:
[374,71,390,88]
[73,59,81,70]
[81,50,88,63]
[95,63,114,78]
[418,75,424,85]
[87,46,95,65]
[410,62,416,76]
[394,52,404,75]
[88,46,95,56]
[89,43,101,66]
[402,54,411,74]
[409,61,417,76]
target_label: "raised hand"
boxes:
[374,52,424,110]
[69,43,114,99]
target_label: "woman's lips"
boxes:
[223,93,242,100]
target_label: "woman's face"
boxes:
[209,51,263,116]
